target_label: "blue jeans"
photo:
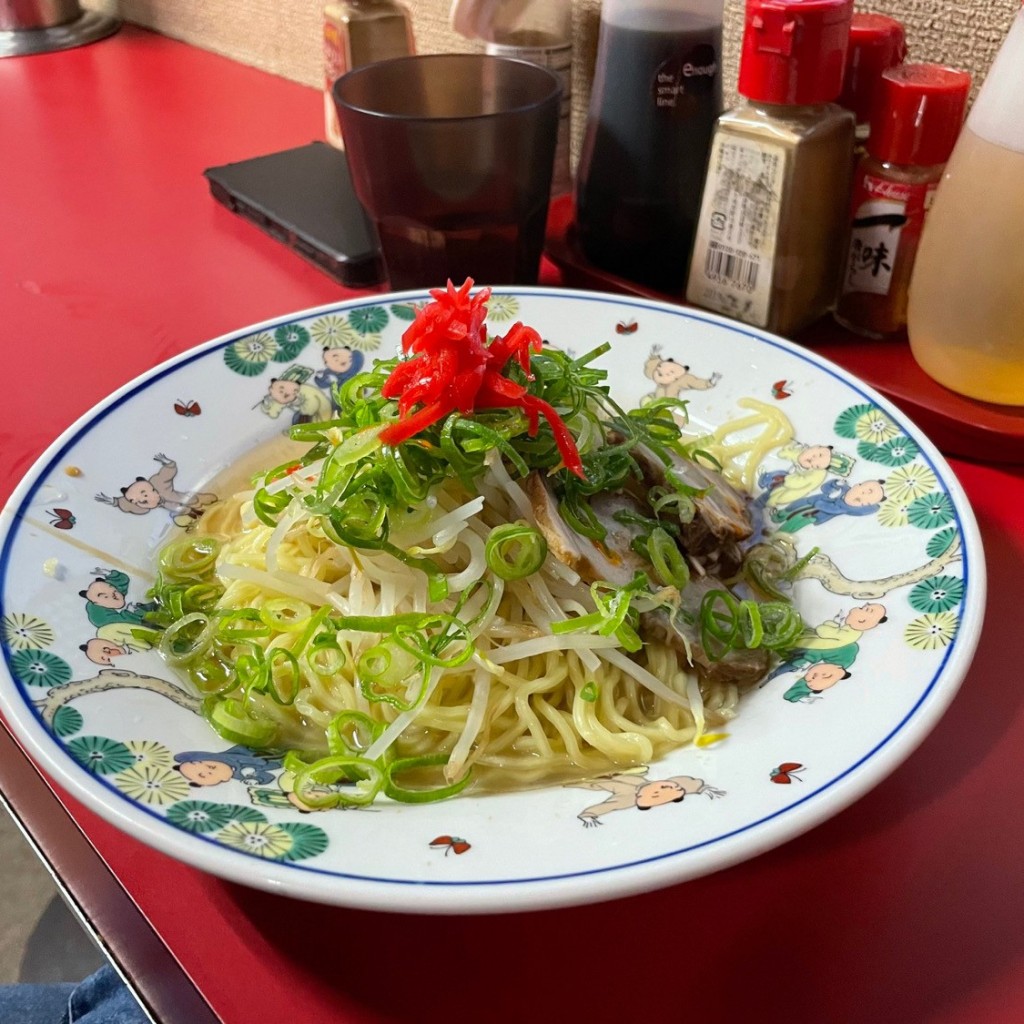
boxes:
[0,965,148,1023]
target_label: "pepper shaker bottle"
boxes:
[686,0,855,337]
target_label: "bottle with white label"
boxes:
[324,1,415,149]
[686,0,854,337]
[834,64,970,339]
[574,0,724,293]
[907,3,1024,406]
[450,0,572,197]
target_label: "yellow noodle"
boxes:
[180,432,774,794]
[701,399,795,492]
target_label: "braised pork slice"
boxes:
[525,471,648,587]
[622,441,753,579]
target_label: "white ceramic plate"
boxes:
[0,288,985,914]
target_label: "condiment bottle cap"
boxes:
[838,13,908,124]
[738,0,855,105]
[869,63,972,165]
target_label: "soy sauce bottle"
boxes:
[574,0,724,294]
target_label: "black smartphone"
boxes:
[204,141,384,287]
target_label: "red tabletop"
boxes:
[3,25,1024,1024]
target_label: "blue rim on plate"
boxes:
[0,288,986,914]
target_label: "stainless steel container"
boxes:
[0,0,119,56]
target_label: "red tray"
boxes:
[545,195,1024,465]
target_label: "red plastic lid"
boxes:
[838,13,908,124]
[869,63,972,165]
[738,0,855,105]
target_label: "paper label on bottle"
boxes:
[841,174,934,297]
[686,134,786,328]
[323,17,350,149]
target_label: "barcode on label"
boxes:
[704,244,758,292]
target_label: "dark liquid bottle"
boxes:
[575,1,723,294]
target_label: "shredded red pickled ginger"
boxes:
[379,279,585,478]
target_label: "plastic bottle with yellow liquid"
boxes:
[906,2,1024,406]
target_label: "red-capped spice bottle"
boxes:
[686,0,855,337]
[834,63,971,339]
[837,12,907,157]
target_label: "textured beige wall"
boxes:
[83,0,1019,161]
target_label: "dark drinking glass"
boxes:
[333,53,561,290]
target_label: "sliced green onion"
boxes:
[292,755,383,808]
[291,605,333,657]
[646,527,690,589]
[323,491,389,548]
[304,634,346,677]
[158,535,222,580]
[699,589,741,661]
[182,581,224,610]
[259,598,312,633]
[782,545,821,581]
[326,424,385,468]
[251,486,293,528]
[187,642,237,696]
[357,640,417,689]
[551,574,647,653]
[453,420,529,476]
[558,491,605,542]
[381,445,435,504]
[265,647,301,705]
[392,615,474,669]
[740,599,765,647]
[379,541,449,602]
[361,661,428,711]
[206,697,277,748]
[215,608,272,641]
[235,651,268,693]
[383,753,472,804]
[757,601,804,650]
[158,612,212,666]
[326,710,385,758]
[485,523,548,581]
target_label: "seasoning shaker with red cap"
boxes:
[837,12,908,158]
[686,0,855,337]
[834,64,971,339]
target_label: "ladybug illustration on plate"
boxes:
[770,762,806,784]
[47,508,76,531]
[430,834,471,856]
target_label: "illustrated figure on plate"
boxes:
[258,365,333,424]
[95,453,217,527]
[782,661,853,703]
[756,441,855,511]
[642,345,721,403]
[172,746,282,788]
[313,344,364,412]
[567,769,724,826]
[770,476,887,533]
[762,603,888,702]
[78,568,156,664]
